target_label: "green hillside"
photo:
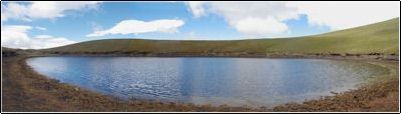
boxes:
[44,18,399,55]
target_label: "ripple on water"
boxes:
[26,57,387,107]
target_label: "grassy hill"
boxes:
[43,18,399,55]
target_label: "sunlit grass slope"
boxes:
[44,18,399,55]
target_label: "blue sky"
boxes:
[1,1,399,49]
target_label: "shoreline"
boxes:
[26,52,400,63]
[2,55,399,112]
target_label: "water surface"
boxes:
[27,57,387,107]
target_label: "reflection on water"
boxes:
[27,57,387,107]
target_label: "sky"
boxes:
[1,1,400,49]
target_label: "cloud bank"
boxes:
[1,25,76,49]
[87,19,185,37]
[1,1,101,21]
[186,1,399,37]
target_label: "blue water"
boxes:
[26,57,386,107]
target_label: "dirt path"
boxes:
[1,56,399,112]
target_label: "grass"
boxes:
[43,18,399,55]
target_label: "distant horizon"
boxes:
[1,1,400,49]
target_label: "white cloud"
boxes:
[235,17,289,37]
[186,1,207,18]
[1,25,76,49]
[35,26,47,31]
[30,35,76,49]
[1,2,31,22]
[186,1,298,37]
[186,1,399,37]
[1,1,101,22]
[87,19,185,37]
[287,1,400,30]
[34,35,53,39]
[1,25,32,48]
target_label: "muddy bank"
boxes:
[32,50,399,61]
[1,55,399,112]
[271,61,399,112]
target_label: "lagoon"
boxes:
[26,57,387,107]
